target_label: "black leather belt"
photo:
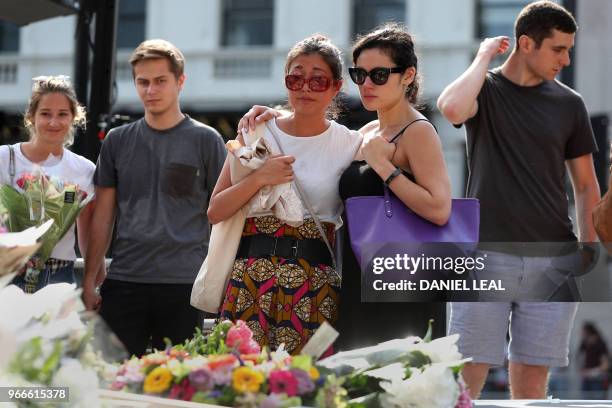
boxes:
[236,235,332,265]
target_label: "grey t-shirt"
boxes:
[465,68,597,242]
[94,116,226,283]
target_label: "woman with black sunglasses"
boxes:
[207,35,362,355]
[335,24,451,350]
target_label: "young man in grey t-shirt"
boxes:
[438,1,599,400]
[82,40,226,356]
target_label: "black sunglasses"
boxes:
[348,66,406,85]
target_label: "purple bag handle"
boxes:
[384,184,393,218]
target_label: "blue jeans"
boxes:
[11,260,75,293]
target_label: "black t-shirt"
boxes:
[464,68,597,242]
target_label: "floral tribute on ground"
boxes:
[0,277,472,408]
[109,319,473,408]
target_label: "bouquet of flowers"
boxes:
[106,320,338,407]
[106,320,473,408]
[0,282,113,408]
[318,321,473,408]
[0,170,93,269]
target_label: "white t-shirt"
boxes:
[0,143,95,260]
[250,119,362,228]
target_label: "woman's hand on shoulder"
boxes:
[237,105,284,136]
[362,136,396,168]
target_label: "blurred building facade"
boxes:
[0,0,610,195]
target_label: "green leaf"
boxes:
[423,318,434,343]
[403,350,432,368]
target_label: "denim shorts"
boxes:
[471,249,583,302]
[11,259,75,293]
[449,301,578,367]
[449,250,579,366]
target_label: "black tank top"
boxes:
[339,118,428,200]
[335,118,445,351]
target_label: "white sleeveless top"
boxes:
[249,119,362,228]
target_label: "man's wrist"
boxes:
[82,273,97,290]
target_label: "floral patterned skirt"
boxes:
[219,216,339,355]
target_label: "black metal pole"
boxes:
[73,0,91,105]
[82,0,117,163]
[71,0,92,157]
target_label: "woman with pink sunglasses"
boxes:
[207,35,361,355]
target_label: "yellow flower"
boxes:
[143,366,173,394]
[309,366,320,381]
[232,366,264,393]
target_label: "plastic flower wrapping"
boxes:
[0,199,8,233]
[0,280,122,408]
[0,170,93,269]
[0,219,52,280]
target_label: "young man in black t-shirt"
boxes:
[438,1,600,400]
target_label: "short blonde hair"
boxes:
[24,76,86,146]
[129,39,185,79]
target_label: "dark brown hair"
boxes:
[129,39,185,79]
[352,23,420,105]
[285,34,345,119]
[515,1,577,49]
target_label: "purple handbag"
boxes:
[345,185,480,268]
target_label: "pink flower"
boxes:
[168,378,196,401]
[226,320,253,350]
[455,380,473,408]
[110,380,126,391]
[16,174,35,189]
[269,370,299,397]
[238,339,261,355]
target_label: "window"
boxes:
[116,0,146,49]
[352,0,405,38]
[0,20,20,53]
[477,0,531,38]
[222,0,274,47]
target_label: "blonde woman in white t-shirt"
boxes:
[0,76,104,293]
[208,35,362,355]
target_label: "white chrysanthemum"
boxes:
[406,334,463,363]
[379,365,460,408]
[363,362,406,382]
[51,358,100,408]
